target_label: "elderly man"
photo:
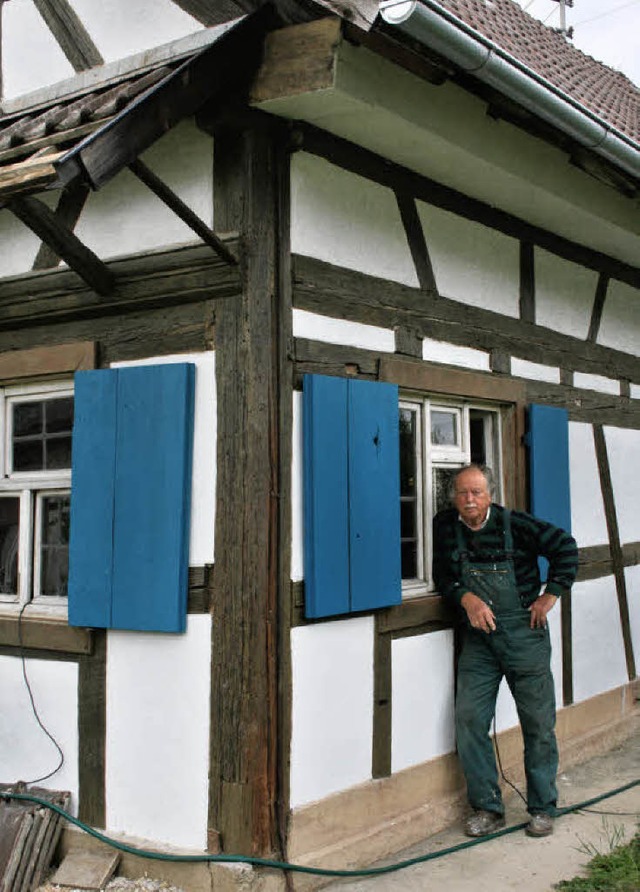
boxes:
[433,464,578,839]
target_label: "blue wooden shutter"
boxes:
[303,374,401,618]
[528,403,571,581]
[69,363,195,632]
[349,379,401,612]
[303,375,350,618]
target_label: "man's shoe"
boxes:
[526,813,554,837]
[464,809,506,837]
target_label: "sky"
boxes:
[512,0,640,87]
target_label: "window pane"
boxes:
[12,397,74,472]
[13,440,43,472]
[39,495,69,597]
[13,402,43,437]
[0,498,19,595]
[433,466,459,516]
[45,397,74,433]
[399,408,419,579]
[431,410,458,446]
[46,436,73,470]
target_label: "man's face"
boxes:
[453,468,491,529]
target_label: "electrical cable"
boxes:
[1,780,639,879]
[574,0,640,28]
[16,603,65,786]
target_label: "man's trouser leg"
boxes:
[505,621,558,815]
[455,631,504,814]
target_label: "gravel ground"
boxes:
[38,878,186,892]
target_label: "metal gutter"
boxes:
[379,0,640,183]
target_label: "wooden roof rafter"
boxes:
[33,0,104,72]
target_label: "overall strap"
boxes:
[503,508,514,554]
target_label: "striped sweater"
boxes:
[432,504,578,610]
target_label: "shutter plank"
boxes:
[303,374,350,618]
[68,370,117,628]
[348,379,401,612]
[111,364,195,632]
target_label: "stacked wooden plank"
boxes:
[0,786,70,892]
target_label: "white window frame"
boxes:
[400,393,503,599]
[0,381,73,613]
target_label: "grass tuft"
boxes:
[555,823,640,892]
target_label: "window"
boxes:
[0,382,73,609]
[400,396,502,596]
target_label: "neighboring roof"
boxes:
[412,0,640,145]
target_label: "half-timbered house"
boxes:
[0,0,638,888]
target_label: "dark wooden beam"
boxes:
[587,273,609,343]
[64,8,273,190]
[8,195,115,295]
[209,117,291,856]
[561,591,573,706]
[294,122,640,290]
[519,241,535,324]
[33,0,103,71]
[77,630,106,827]
[128,159,237,265]
[170,0,264,25]
[32,180,90,270]
[593,425,636,681]
[395,190,438,292]
[372,620,392,779]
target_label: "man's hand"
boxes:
[529,592,558,629]
[461,592,496,633]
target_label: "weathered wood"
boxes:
[372,620,392,778]
[187,565,214,614]
[559,368,574,386]
[0,341,95,380]
[33,0,103,70]
[577,543,613,582]
[587,273,609,343]
[292,255,640,383]
[561,591,573,706]
[77,631,106,828]
[396,191,438,292]
[394,326,423,358]
[170,0,263,25]
[295,337,380,379]
[0,616,91,654]
[128,159,238,265]
[251,17,341,103]
[209,120,288,855]
[0,154,60,198]
[380,356,527,405]
[377,595,455,634]
[490,350,511,375]
[0,242,239,329]
[525,379,640,430]
[593,425,636,681]
[7,196,114,296]
[294,123,640,290]
[519,242,535,323]
[33,180,90,270]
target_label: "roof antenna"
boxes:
[550,0,574,39]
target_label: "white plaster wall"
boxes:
[573,372,620,395]
[106,614,211,848]
[0,656,78,806]
[70,0,199,66]
[604,426,640,546]
[510,358,560,384]
[416,201,519,316]
[292,308,395,352]
[391,630,455,773]
[597,280,640,357]
[2,1,73,99]
[631,385,640,400]
[421,338,490,371]
[624,565,640,671]
[571,577,628,703]
[291,391,304,582]
[569,422,608,548]
[112,351,216,566]
[290,617,374,807]
[0,193,58,278]
[291,153,419,287]
[74,121,213,261]
[534,249,597,339]
[2,0,200,101]
[494,599,563,732]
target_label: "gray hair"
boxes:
[448,464,496,502]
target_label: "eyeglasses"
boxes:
[455,488,487,498]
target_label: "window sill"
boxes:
[378,592,455,635]
[0,613,93,655]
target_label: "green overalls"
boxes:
[454,510,558,816]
